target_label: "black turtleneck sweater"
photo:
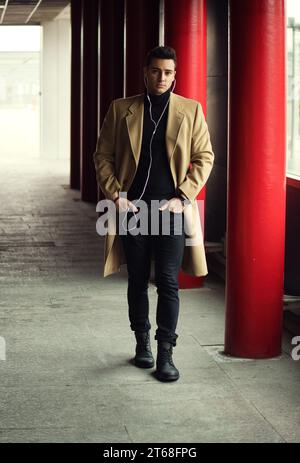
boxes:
[127,88,176,205]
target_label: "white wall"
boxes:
[41,10,70,160]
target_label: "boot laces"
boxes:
[136,332,151,353]
[160,345,175,366]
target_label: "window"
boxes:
[0,26,40,159]
[287,0,300,178]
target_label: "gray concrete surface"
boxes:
[0,155,299,443]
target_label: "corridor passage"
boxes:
[0,154,299,443]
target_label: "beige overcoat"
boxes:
[93,92,214,277]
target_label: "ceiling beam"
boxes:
[26,0,43,24]
[0,0,9,25]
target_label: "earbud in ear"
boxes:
[144,76,149,93]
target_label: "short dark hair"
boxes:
[145,46,177,68]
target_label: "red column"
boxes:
[81,0,99,202]
[164,0,207,289]
[125,0,160,96]
[98,0,124,203]
[99,0,124,128]
[225,0,286,358]
[70,0,82,190]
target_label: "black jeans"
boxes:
[119,208,185,347]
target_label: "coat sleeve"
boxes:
[177,102,214,202]
[93,100,121,200]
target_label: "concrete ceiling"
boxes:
[0,0,70,25]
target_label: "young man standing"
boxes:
[93,46,214,382]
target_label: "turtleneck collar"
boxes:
[144,87,171,106]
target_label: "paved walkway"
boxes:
[0,154,299,443]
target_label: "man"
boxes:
[93,46,214,382]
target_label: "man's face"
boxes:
[144,58,176,95]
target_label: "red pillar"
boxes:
[164,0,207,289]
[70,0,82,190]
[99,0,124,128]
[98,0,124,203]
[225,0,286,358]
[125,0,160,96]
[81,0,99,202]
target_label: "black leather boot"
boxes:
[134,331,154,368]
[156,341,180,382]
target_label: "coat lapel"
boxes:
[165,92,185,163]
[125,92,185,166]
[125,95,144,166]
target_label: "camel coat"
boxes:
[93,91,214,278]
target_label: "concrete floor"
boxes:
[0,154,299,443]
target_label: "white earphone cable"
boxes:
[121,78,176,233]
